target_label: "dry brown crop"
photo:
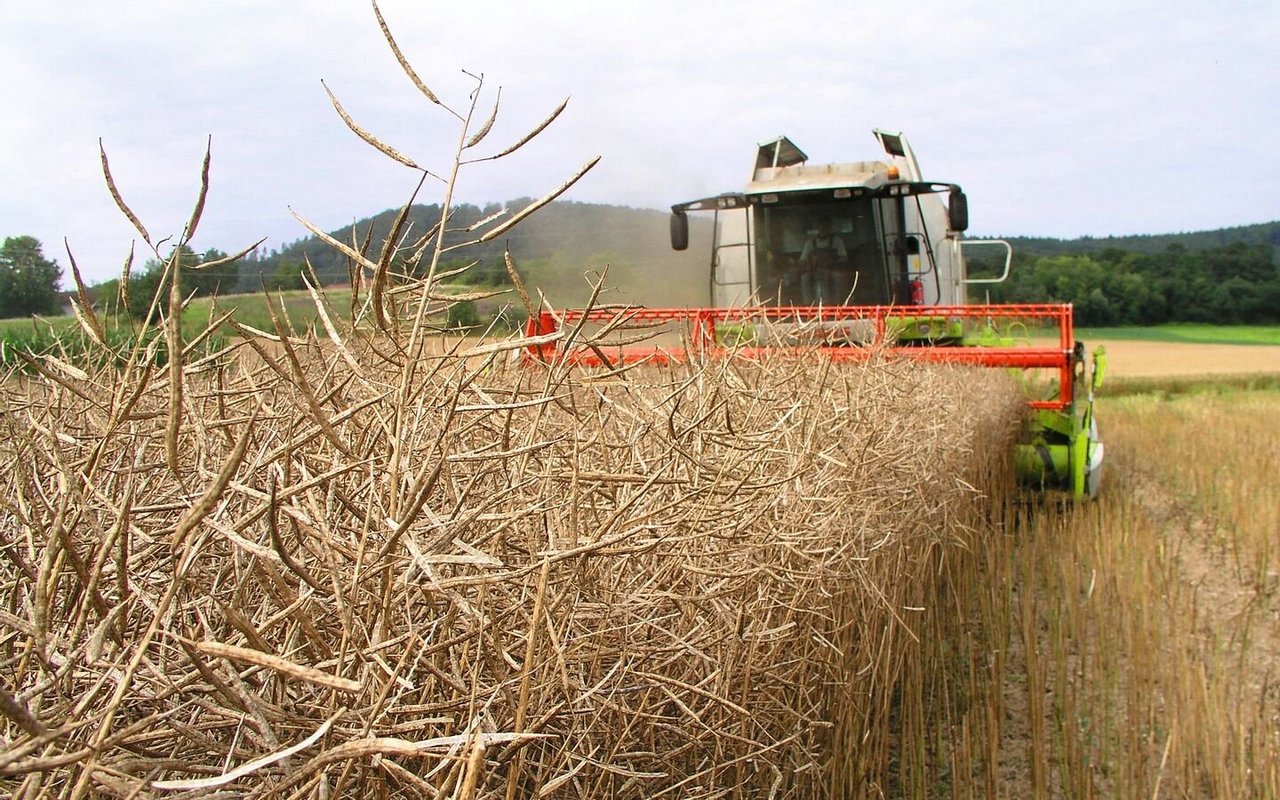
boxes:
[0,300,1025,797]
[0,9,1031,794]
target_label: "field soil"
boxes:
[1088,339,1280,377]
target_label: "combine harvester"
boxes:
[524,131,1106,498]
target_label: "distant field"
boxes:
[0,286,499,336]
[0,314,77,336]
[1004,324,1280,381]
[1086,339,1280,380]
[0,287,377,343]
[187,287,356,332]
[1076,323,1280,345]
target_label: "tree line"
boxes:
[0,236,63,318]
[0,237,309,320]
[977,242,1280,326]
[1002,219,1280,257]
[2,206,1278,324]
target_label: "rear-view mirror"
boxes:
[948,189,969,232]
[670,211,689,251]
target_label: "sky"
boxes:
[2,0,1277,286]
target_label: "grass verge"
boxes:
[1077,323,1280,346]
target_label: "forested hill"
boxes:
[246,200,1278,324]
[258,200,712,307]
[259,199,1280,275]
[1002,220,1280,257]
[976,218,1280,325]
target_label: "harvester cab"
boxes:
[668,131,989,313]
[524,131,1106,498]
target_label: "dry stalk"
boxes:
[0,12,1035,799]
[0,328,1024,798]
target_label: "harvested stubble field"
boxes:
[1003,386,1280,799]
[0,304,1027,799]
[1087,339,1280,379]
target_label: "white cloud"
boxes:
[2,0,1277,285]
